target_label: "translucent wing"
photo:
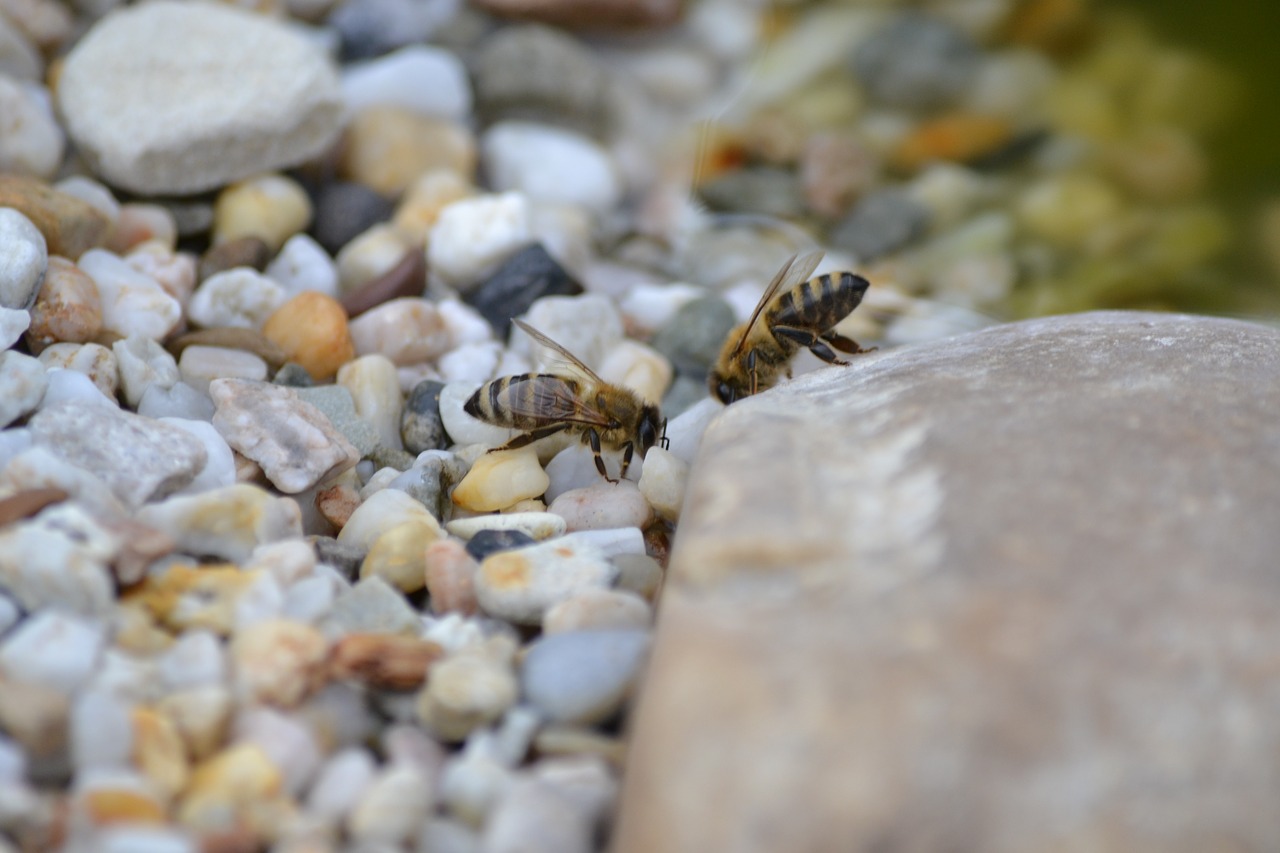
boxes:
[512,319,605,387]
[494,373,615,428]
[731,250,825,358]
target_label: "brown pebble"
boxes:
[315,483,360,530]
[25,257,104,354]
[262,291,356,381]
[340,245,426,318]
[470,0,683,29]
[425,538,479,615]
[328,633,445,690]
[0,487,69,528]
[198,236,272,283]
[0,174,111,259]
[891,113,1015,173]
[167,328,288,371]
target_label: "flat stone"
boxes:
[57,0,343,195]
[472,0,682,31]
[0,174,111,259]
[615,312,1280,853]
[136,484,302,562]
[27,401,207,508]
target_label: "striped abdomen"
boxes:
[464,373,581,430]
[769,271,870,336]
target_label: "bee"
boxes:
[464,319,667,483]
[709,250,874,404]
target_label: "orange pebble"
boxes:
[261,291,355,381]
[892,113,1014,173]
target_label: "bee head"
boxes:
[709,372,739,405]
[637,405,664,456]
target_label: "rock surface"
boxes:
[615,312,1280,853]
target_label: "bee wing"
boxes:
[512,319,606,387]
[499,374,615,429]
[731,250,825,358]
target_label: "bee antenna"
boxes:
[659,417,670,451]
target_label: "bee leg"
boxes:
[618,442,635,481]
[825,332,877,355]
[746,349,759,396]
[773,325,849,366]
[492,425,567,452]
[586,428,617,484]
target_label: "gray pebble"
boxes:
[294,384,380,457]
[273,362,315,388]
[387,464,445,518]
[852,12,980,112]
[473,25,614,139]
[649,296,736,379]
[0,593,20,636]
[329,0,457,61]
[309,180,396,255]
[419,817,480,853]
[698,167,806,219]
[368,444,418,472]
[481,777,593,853]
[466,529,535,562]
[829,189,931,263]
[310,535,367,580]
[322,576,421,637]
[464,244,582,337]
[401,379,449,454]
[136,380,217,421]
[660,374,709,420]
[519,629,650,725]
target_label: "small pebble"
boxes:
[424,538,479,615]
[852,12,980,111]
[464,529,536,562]
[401,379,449,454]
[262,291,356,382]
[0,305,30,350]
[112,335,179,408]
[0,351,47,428]
[699,167,806,219]
[543,589,652,634]
[199,236,271,284]
[416,647,519,742]
[309,180,396,256]
[136,381,215,422]
[322,575,421,637]
[0,207,46,310]
[597,340,672,406]
[480,775,593,853]
[0,77,64,180]
[337,354,404,451]
[24,256,102,352]
[340,106,475,197]
[263,233,339,299]
[177,743,283,833]
[561,527,646,560]
[336,223,413,301]
[360,515,442,592]
[107,203,177,254]
[342,44,471,121]
[212,173,312,253]
[451,447,550,513]
[519,629,650,725]
[330,633,444,690]
[230,619,329,707]
[329,0,459,60]
[178,345,269,394]
[187,267,287,330]
[348,764,436,846]
[830,188,932,263]
[428,193,534,292]
[0,610,105,694]
[392,168,473,244]
[445,512,566,542]
[482,121,621,215]
[0,174,111,258]
[349,298,451,365]
[78,248,182,340]
[519,293,624,374]
[37,342,118,400]
[136,484,302,562]
[210,378,360,494]
[463,243,582,336]
[233,706,321,797]
[636,446,688,521]
[474,535,616,625]
[307,747,376,822]
[337,486,440,552]
[548,479,653,532]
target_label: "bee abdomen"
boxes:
[774,272,871,330]
[465,374,575,430]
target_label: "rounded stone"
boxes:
[0,206,47,310]
[649,295,736,378]
[401,379,449,454]
[520,629,650,725]
[57,0,344,195]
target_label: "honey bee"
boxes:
[709,250,874,404]
[464,320,667,483]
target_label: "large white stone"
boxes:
[482,122,621,216]
[56,0,343,194]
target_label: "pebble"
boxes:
[293,385,380,458]
[401,379,449,454]
[232,706,320,797]
[360,514,442,592]
[338,486,439,550]
[649,295,736,379]
[438,340,504,385]
[56,0,343,194]
[329,633,444,690]
[543,589,652,634]
[424,538,479,616]
[342,45,471,121]
[136,381,215,422]
[1017,173,1125,247]
[483,122,621,215]
[421,818,482,853]
[891,112,1015,173]
[0,207,45,310]
[519,293,624,374]
[0,507,115,616]
[211,174,312,255]
[597,340,672,406]
[263,233,339,300]
[341,106,475,197]
[480,775,593,853]
[349,298,451,366]
[347,763,436,845]
[0,16,41,80]
[428,193,534,292]
[699,167,806,220]
[261,292,356,383]
[0,77,64,180]
[209,378,360,494]
[830,188,932,263]
[108,203,177,254]
[322,576,420,637]
[198,238,270,286]
[0,305,28,350]
[630,443,688,520]
[69,689,132,771]
[0,610,105,694]
[0,174,111,259]
[186,267,287,330]
[36,342,117,400]
[328,0,460,60]
[852,12,980,111]
[132,705,191,800]
[307,747,376,822]
[159,418,237,496]
[230,619,329,707]
[392,169,473,245]
[310,180,396,257]
[112,336,179,408]
[20,257,97,352]
[178,346,269,394]
[565,526,646,560]
[136,484,302,562]
[464,529,536,562]
[80,253,181,345]
[336,224,413,299]
[416,648,519,742]
[156,630,225,692]
[337,354,404,452]
[548,479,653,532]
[176,743,283,833]
[474,535,616,625]
[473,25,613,138]
[520,629,649,725]
[0,446,126,520]
[464,243,582,337]
[451,448,550,513]
[445,512,566,542]
[29,401,206,507]
[0,351,46,428]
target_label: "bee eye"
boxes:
[638,417,657,453]
[716,381,736,404]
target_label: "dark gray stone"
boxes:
[852,12,980,111]
[464,244,582,337]
[401,380,450,454]
[617,312,1280,853]
[649,296,736,379]
[310,180,396,254]
[309,535,365,580]
[465,528,535,562]
[273,362,314,388]
[829,188,930,263]
[328,0,457,60]
[698,167,805,219]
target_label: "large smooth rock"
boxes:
[57,0,343,195]
[615,312,1280,853]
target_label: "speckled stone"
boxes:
[401,379,449,454]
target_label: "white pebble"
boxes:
[160,417,237,494]
[137,380,215,421]
[178,345,269,394]
[482,122,621,216]
[113,335,180,407]
[597,339,671,405]
[186,267,286,329]
[283,575,336,623]
[308,747,377,822]
[438,340,502,384]
[156,630,225,691]
[78,248,182,340]
[39,365,116,410]
[438,381,515,447]
[636,446,688,521]
[0,305,30,349]
[0,77,64,179]
[0,350,46,427]
[445,512,566,541]
[37,342,118,400]
[548,479,653,532]
[0,610,105,693]
[543,442,637,504]
[543,588,652,634]
[348,764,436,845]
[560,527,646,559]
[338,486,441,552]
[348,298,452,365]
[451,447,549,513]
[336,222,412,296]
[234,706,321,796]
[55,175,121,222]
[519,629,650,725]
[0,207,47,309]
[70,689,133,771]
[663,397,721,465]
[264,233,339,298]
[474,535,617,625]
[518,293,624,374]
[427,193,533,292]
[342,45,472,121]
[481,776,593,853]
[437,298,492,346]
[338,354,405,452]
